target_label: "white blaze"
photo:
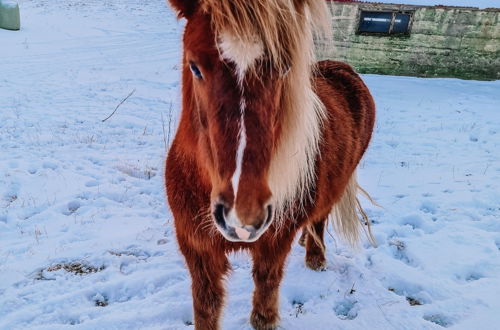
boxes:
[231,98,247,198]
[219,31,262,199]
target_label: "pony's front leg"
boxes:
[250,234,295,330]
[181,245,230,330]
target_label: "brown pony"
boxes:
[165,0,376,329]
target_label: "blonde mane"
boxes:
[202,0,332,225]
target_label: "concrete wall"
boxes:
[319,1,500,80]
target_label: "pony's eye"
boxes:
[189,61,203,79]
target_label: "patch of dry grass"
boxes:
[35,262,105,280]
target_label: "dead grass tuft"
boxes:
[35,262,105,280]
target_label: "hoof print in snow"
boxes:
[157,238,168,245]
[94,294,108,307]
[67,200,81,213]
[455,270,484,283]
[465,272,484,282]
[334,300,358,320]
[419,201,438,214]
[95,299,108,307]
[43,161,58,170]
[61,200,81,215]
[424,314,452,327]
[85,180,100,187]
[469,134,479,142]
[399,214,423,230]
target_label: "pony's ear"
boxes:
[168,0,199,19]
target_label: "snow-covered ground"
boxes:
[1,1,499,329]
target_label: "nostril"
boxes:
[264,204,273,226]
[213,203,227,230]
[253,204,273,231]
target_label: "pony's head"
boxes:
[169,0,330,242]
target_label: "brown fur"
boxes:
[165,1,376,329]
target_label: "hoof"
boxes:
[250,311,279,330]
[305,253,326,271]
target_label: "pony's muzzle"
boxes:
[213,203,273,242]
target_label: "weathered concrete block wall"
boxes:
[319,2,500,80]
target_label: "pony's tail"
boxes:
[329,171,378,248]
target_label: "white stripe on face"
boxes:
[231,98,247,198]
[218,31,264,83]
[219,31,262,199]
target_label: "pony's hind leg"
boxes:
[250,232,295,330]
[181,245,230,330]
[305,218,327,271]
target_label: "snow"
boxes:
[1,1,499,329]
[366,0,500,9]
